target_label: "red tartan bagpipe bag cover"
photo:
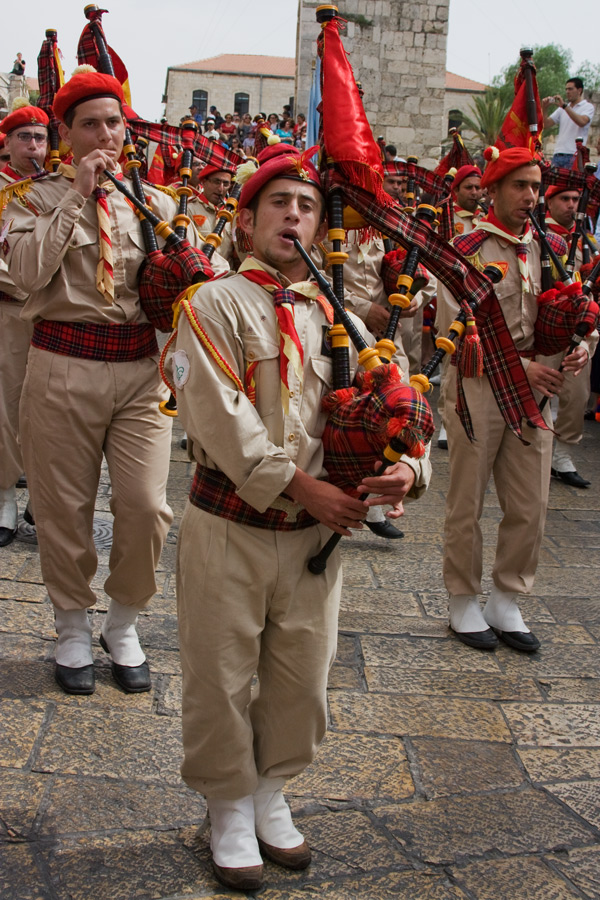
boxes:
[138,242,215,332]
[320,364,434,496]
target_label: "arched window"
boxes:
[448,109,463,133]
[192,90,208,120]
[234,92,249,116]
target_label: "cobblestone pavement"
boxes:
[2,405,600,899]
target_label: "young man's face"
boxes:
[488,165,541,234]
[565,81,582,103]
[383,173,406,201]
[201,171,232,206]
[547,190,579,229]
[238,178,326,276]
[455,175,482,212]
[59,97,125,165]
[5,126,48,175]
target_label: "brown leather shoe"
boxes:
[257,838,311,870]
[212,861,263,891]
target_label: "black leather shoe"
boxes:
[55,663,95,694]
[0,526,17,547]
[437,437,448,450]
[493,629,540,652]
[23,504,35,526]
[551,468,590,488]
[15,475,27,489]
[366,520,404,539]
[99,633,151,693]
[450,626,499,650]
[180,437,187,450]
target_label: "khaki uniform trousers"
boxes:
[539,352,591,445]
[20,347,173,611]
[443,371,552,596]
[0,302,32,490]
[177,503,342,800]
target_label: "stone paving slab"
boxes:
[2,427,600,899]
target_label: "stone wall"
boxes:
[165,69,294,123]
[296,1,450,168]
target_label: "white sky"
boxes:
[1,0,598,121]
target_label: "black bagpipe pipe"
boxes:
[201,180,243,260]
[173,118,199,240]
[528,209,599,411]
[565,163,598,277]
[403,155,419,213]
[535,180,553,292]
[293,237,411,574]
[375,202,438,363]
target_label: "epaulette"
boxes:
[152,183,179,202]
[0,177,35,213]
[452,228,489,271]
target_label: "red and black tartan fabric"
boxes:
[320,365,434,496]
[32,321,158,361]
[333,175,548,442]
[36,35,61,128]
[189,464,318,531]
[127,118,240,176]
[434,131,474,177]
[534,285,599,355]
[138,242,214,332]
[572,143,591,171]
[454,225,567,263]
[381,248,429,298]
[382,161,454,241]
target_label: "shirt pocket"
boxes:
[64,227,96,286]
[301,354,333,437]
[242,331,280,417]
[124,228,148,290]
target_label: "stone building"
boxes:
[444,71,486,134]
[163,54,295,124]
[295,0,450,167]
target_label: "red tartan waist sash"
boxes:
[32,320,158,362]
[0,291,21,303]
[189,464,319,531]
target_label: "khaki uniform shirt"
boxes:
[0,168,27,302]
[175,258,430,515]
[188,190,234,264]
[2,168,227,324]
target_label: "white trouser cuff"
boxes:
[483,586,529,632]
[449,594,488,633]
[0,486,17,530]
[438,424,447,441]
[101,599,145,666]
[54,608,93,667]
[253,776,304,849]
[208,795,262,867]
[552,440,575,473]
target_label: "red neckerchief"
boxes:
[545,216,574,238]
[1,163,31,182]
[482,207,530,241]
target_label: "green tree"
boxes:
[455,88,511,151]
[492,44,572,108]
[575,61,600,93]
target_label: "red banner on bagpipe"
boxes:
[77,8,133,107]
[496,55,543,154]
[434,130,474,177]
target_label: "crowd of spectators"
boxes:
[185,103,307,158]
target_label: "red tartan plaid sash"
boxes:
[0,291,21,303]
[189,465,318,531]
[32,320,158,361]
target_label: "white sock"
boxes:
[552,440,575,473]
[208,795,262,867]
[483,586,529,632]
[449,594,488,633]
[101,599,145,666]
[438,424,447,441]
[54,608,93,667]
[254,776,304,849]
[0,486,17,530]
[366,500,385,524]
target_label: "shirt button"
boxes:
[289,390,294,397]
[247,351,255,360]
[288,433,296,441]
